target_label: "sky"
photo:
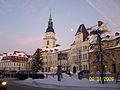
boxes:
[0,0,120,54]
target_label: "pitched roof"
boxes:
[46,27,55,33]
[75,24,89,41]
[45,12,55,33]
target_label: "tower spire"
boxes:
[49,9,52,20]
[44,10,56,48]
[48,9,53,28]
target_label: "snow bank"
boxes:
[19,74,120,90]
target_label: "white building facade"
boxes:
[0,51,30,71]
[70,24,90,73]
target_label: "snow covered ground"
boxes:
[17,74,120,90]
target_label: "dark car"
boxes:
[0,80,7,90]
[15,70,45,80]
[4,70,17,77]
[0,71,3,78]
[78,70,90,79]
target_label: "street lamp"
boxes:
[57,52,62,81]
[58,52,62,69]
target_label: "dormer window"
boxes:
[106,35,110,38]
[115,32,119,36]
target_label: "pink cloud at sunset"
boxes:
[18,36,43,46]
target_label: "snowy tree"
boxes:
[32,48,43,72]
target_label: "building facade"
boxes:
[35,12,120,75]
[41,16,92,73]
[70,24,90,73]
[0,51,30,71]
[40,13,70,73]
[88,32,120,74]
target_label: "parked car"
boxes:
[0,70,8,78]
[0,80,7,90]
[4,70,17,77]
[0,70,4,74]
[0,70,4,78]
[15,70,45,80]
[78,70,90,79]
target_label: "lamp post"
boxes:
[90,29,105,84]
[57,52,62,81]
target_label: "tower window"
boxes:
[49,22,51,26]
[47,41,49,45]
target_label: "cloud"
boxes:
[18,36,43,46]
[86,0,120,28]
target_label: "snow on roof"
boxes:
[88,32,120,45]
[102,35,120,41]
[42,45,70,53]
[2,51,28,57]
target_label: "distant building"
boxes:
[0,51,30,71]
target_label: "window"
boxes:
[83,46,88,51]
[83,65,85,70]
[82,54,87,60]
[47,41,49,45]
[14,63,15,66]
[86,65,87,70]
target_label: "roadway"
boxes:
[5,78,58,90]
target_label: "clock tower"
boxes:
[43,12,56,48]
